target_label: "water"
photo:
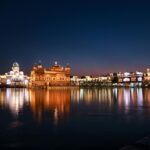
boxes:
[0,88,150,149]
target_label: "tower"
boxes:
[65,63,71,77]
[12,62,19,73]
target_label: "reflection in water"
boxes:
[113,88,118,100]
[71,88,150,115]
[71,88,112,105]
[29,89,71,124]
[0,88,29,117]
[137,88,143,106]
[1,88,150,122]
[124,89,130,107]
[117,88,144,109]
[0,88,71,124]
[1,88,150,149]
[144,88,150,104]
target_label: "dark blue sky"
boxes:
[1,0,150,75]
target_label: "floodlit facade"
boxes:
[116,71,144,87]
[71,71,146,87]
[0,62,29,87]
[71,75,111,86]
[1,62,150,88]
[71,76,80,86]
[30,61,71,87]
[144,68,150,86]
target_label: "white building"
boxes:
[0,62,29,87]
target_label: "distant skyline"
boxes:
[1,0,150,75]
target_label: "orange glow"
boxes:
[29,89,71,123]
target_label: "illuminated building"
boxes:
[71,71,144,87]
[144,68,150,86]
[30,61,71,87]
[0,62,29,87]
[71,75,111,86]
[114,71,143,87]
[71,76,80,86]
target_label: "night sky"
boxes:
[1,0,150,76]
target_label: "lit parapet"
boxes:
[6,79,11,85]
[136,71,143,76]
[124,72,130,77]
[123,78,130,82]
[20,71,24,75]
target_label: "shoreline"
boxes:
[0,85,150,89]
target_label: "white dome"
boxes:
[13,62,19,67]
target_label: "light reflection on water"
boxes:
[28,89,70,124]
[0,88,29,117]
[0,88,150,120]
[0,88,150,149]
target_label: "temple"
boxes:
[30,61,71,87]
[0,62,28,87]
